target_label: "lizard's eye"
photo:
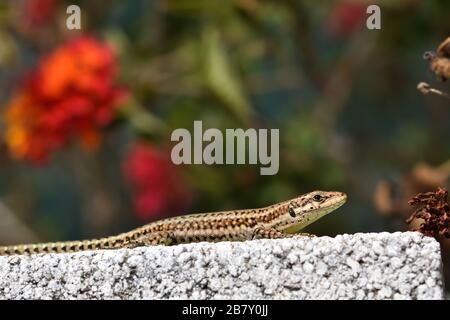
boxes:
[288,208,296,217]
[313,194,323,202]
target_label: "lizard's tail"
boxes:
[0,235,128,256]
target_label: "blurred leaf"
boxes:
[392,123,429,159]
[104,28,131,59]
[0,29,17,67]
[118,96,168,137]
[203,27,253,125]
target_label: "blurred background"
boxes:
[0,0,449,290]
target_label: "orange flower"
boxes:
[3,36,126,164]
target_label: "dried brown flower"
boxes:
[424,37,450,82]
[407,187,450,238]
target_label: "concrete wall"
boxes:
[0,232,444,299]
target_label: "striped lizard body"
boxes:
[0,190,347,256]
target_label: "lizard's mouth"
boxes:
[325,192,347,211]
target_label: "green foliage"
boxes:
[0,0,449,242]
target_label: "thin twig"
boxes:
[417,82,450,99]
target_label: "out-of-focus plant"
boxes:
[3,36,127,163]
[418,37,450,99]
[22,0,57,28]
[326,0,367,39]
[123,142,192,221]
[407,187,450,238]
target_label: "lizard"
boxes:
[0,190,347,256]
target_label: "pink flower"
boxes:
[123,143,192,221]
[327,1,366,38]
[22,0,57,28]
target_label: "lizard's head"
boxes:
[282,191,347,233]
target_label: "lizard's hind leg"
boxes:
[124,231,177,248]
[250,226,314,240]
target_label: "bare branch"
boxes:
[417,82,450,99]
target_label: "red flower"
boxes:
[22,0,57,28]
[4,36,127,164]
[123,143,192,221]
[327,1,367,38]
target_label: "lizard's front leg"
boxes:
[249,226,314,240]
